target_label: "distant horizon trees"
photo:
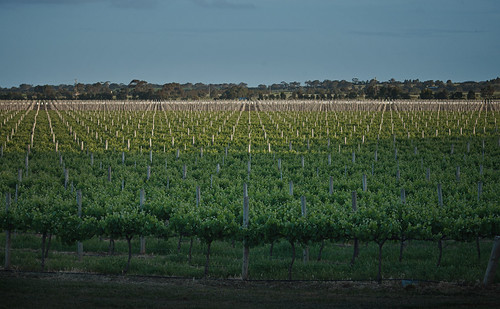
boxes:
[0,77,498,101]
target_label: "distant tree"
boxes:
[0,91,24,100]
[451,91,463,100]
[375,85,404,100]
[4,78,496,102]
[19,84,32,92]
[365,85,377,99]
[422,80,435,88]
[280,92,286,100]
[347,91,358,99]
[189,88,207,99]
[401,92,411,99]
[420,89,434,100]
[209,88,220,99]
[109,83,122,91]
[33,85,56,100]
[127,80,151,99]
[480,85,494,99]
[58,89,74,100]
[390,86,404,99]
[128,80,141,88]
[434,89,449,100]
[435,80,445,88]
[289,81,301,90]
[159,83,184,100]
[446,80,456,91]
[270,83,281,92]
[220,85,248,100]
[115,88,129,100]
[377,87,389,99]
[467,90,476,100]
[74,83,85,99]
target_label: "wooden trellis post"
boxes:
[196,186,201,208]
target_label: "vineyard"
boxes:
[1,99,499,282]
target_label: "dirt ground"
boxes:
[1,270,499,308]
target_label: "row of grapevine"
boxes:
[1,100,499,281]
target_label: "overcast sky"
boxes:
[0,0,499,87]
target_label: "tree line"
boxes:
[0,78,498,101]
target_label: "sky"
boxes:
[0,0,499,87]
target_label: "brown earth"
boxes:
[1,270,499,308]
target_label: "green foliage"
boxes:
[195,204,238,244]
[99,209,163,240]
[1,103,499,279]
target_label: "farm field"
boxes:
[1,271,500,309]
[0,100,499,283]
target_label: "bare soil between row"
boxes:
[1,270,499,308]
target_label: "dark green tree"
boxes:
[420,89,434,99]
[480,85,494,99]
[451,91,463,100]
[347,91,358,99]
[365,85,377,99]
[434,89,449,100]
